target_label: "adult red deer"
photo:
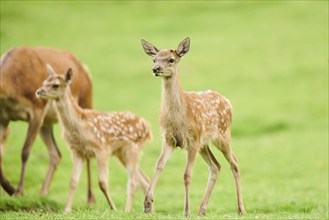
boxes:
[0,46,95,203]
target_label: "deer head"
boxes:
[141,37,190,78]
[36,64,73,100]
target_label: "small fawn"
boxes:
[36,65,152,213]
[141,37,245,216]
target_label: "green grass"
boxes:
[0,1,328,219]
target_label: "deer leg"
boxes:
[96,152,116,211]
[198,145,221,216]
[117,151,150,198]
[86,159,96,204]
[221,146,245,215]
[0,123,15,195]
[144,143,174,213]
[15,113,44,196]
[183,149,198,217]
[39,125,61,196]
[64,151,84,213]
[124,153,139,212]
[137,168,150,195]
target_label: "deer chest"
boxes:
[62,129,95,158]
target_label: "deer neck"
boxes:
[53,88,82,131]
[161,67,187,120]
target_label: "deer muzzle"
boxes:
[35,89,45,98]
[152,66,162,76]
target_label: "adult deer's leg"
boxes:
[64,151,84,213]
[39,125,61,196]
[96,151,116,211]
[183,149,198,217]
[0,122,15,195]
[198,145,221,216]
[15,110,44,196]
[221,143,245,215]
[144,142,174,213]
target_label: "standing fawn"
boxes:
[0,46,95,203]
[141,37,245,216]
[36,65,152,213]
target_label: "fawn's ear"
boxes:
[65,68,73,85]
[176,37,190,57]
[46,64,56,76]
[141,39,159,57]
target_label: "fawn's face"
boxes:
[36,65,73,100]
[141,37,190,78]
[151,49,179,77]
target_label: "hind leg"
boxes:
[122,146,140,212]
[95,151,116,211]
[137,168,150,195]
[86,159,96,204]
[117,152,150,198]
[219,140,245,215]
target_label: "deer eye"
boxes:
[52,84,59,89]
[153,59,155,63]
[169,58,175,63]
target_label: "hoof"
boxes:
[64,207,71,213]
[87,195,96,205]
[184,211,190,217]
[198,208,206,216]
[238,206,246,215]
[144,200,153,213]
[13,189,23,197]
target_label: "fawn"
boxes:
[36,65,152,212]
[141,37,245,216]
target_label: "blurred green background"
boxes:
[0,1,328,219]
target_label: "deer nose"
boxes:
[152,66,161,74]
[35,89,43,97]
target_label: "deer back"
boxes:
[0,46,92,123]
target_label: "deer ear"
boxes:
[141,39,159,57]
[176,37,190,57]
[65,68,73,85]
[46,64,56,76]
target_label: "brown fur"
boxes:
[36,66,152,212]
[0,46,95,203]
[141,38,245,216]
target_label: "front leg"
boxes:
[39,125,61,196]
[64,151,84,213]
[15,111,45,196]
[144,142,173,213]
[183,149,198,217]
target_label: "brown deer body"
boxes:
[141,37,245,216]
[0,46,95,203]
[36,65,152,212]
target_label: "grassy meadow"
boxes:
[0,1,328,219]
